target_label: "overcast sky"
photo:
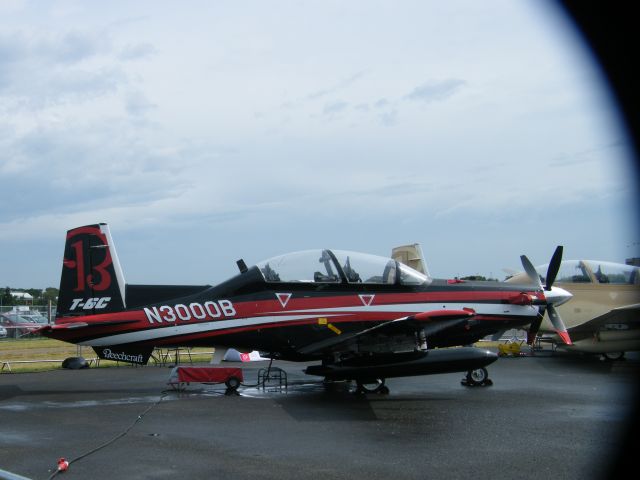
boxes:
[1,0,638,290]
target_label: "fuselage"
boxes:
[507,259,640,353]
[45,265,542,360]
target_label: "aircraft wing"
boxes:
[567,303,640,335]
[298,309,475,355]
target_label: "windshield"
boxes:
[535,260,640,285]
[258,250,341,283]
[332,250,398,284]
[536,260,591,283]
[257,249,430,285]
[583,260,639,285]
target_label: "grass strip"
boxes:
[1,337,216,373]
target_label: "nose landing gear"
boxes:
[461,367,493,387]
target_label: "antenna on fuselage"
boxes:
[236,259,248,273]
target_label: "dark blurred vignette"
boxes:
[557,1,639,476]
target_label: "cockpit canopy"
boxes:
[256,249,431,286]
[535,260,639,285]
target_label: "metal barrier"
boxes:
[0,305,57,320]
[1,358,99,373]
[0,346,217,373]
[257,366,288,391]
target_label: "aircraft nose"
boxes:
[545,286,572,307]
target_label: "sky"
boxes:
[0,0,638,290]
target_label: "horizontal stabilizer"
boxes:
[37,318,139,333]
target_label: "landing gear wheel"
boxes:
[355,379,387,394]
[602,351,625,361]
[462,368,492,387]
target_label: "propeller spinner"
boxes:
[521,246,573,345]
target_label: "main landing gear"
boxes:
[461,367,493,387]
[354,379,390,395]
[602,351,625,361]
[351,369,494,394]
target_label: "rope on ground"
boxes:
[46,391,169,479]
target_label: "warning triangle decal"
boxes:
[359,294,375,306]
[276,293,292,308]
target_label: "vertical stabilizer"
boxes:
[391,243,431,278]
[57,223,126,317]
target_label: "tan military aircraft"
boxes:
[392,244,640,360]
[391,244,429,275]
[506,259,640,359]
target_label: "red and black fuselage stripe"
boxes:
[43,267,542,360]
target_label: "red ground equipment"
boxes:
[168,366,244,391]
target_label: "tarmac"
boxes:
[1,349,638,480]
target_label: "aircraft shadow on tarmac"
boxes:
[272,394,460,423]
[189,378,462,423]
[0,383,166,402]
[519,350,640,374]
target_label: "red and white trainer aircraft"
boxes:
[40,224,572,393]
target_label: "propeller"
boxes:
[545,245,563,290]
[520,246,573,345]
[520,254,542,290]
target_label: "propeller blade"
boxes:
[526,306,546,345]
[545,246,563,290]
[547,304,572,345]
[520,255,542,290]
[527,318,542,345]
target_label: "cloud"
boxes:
[268,71,368,118]
[0,1,636,287]
[118,42,156,61]
[405,79,466,103]
[0,119,192,224]
[306,71,368,100]
[0,29,110,68]
[379,109,398,126]
[125,90,156,118]
[0,28,161,117]
[322,100,349,116]
[46,30,110,64]
[548,140,626,167]
[0,29,125,110]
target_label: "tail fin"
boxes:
[391,243,431,278]
[57,223,126,317]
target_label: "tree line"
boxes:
[1,287,59,306]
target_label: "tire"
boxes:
[225,376,241,390]
[356,379,386,394]
[602,351,625,361]
[466,367,488,386]
[62,357,89,369]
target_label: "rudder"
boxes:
[57,223,126,317]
